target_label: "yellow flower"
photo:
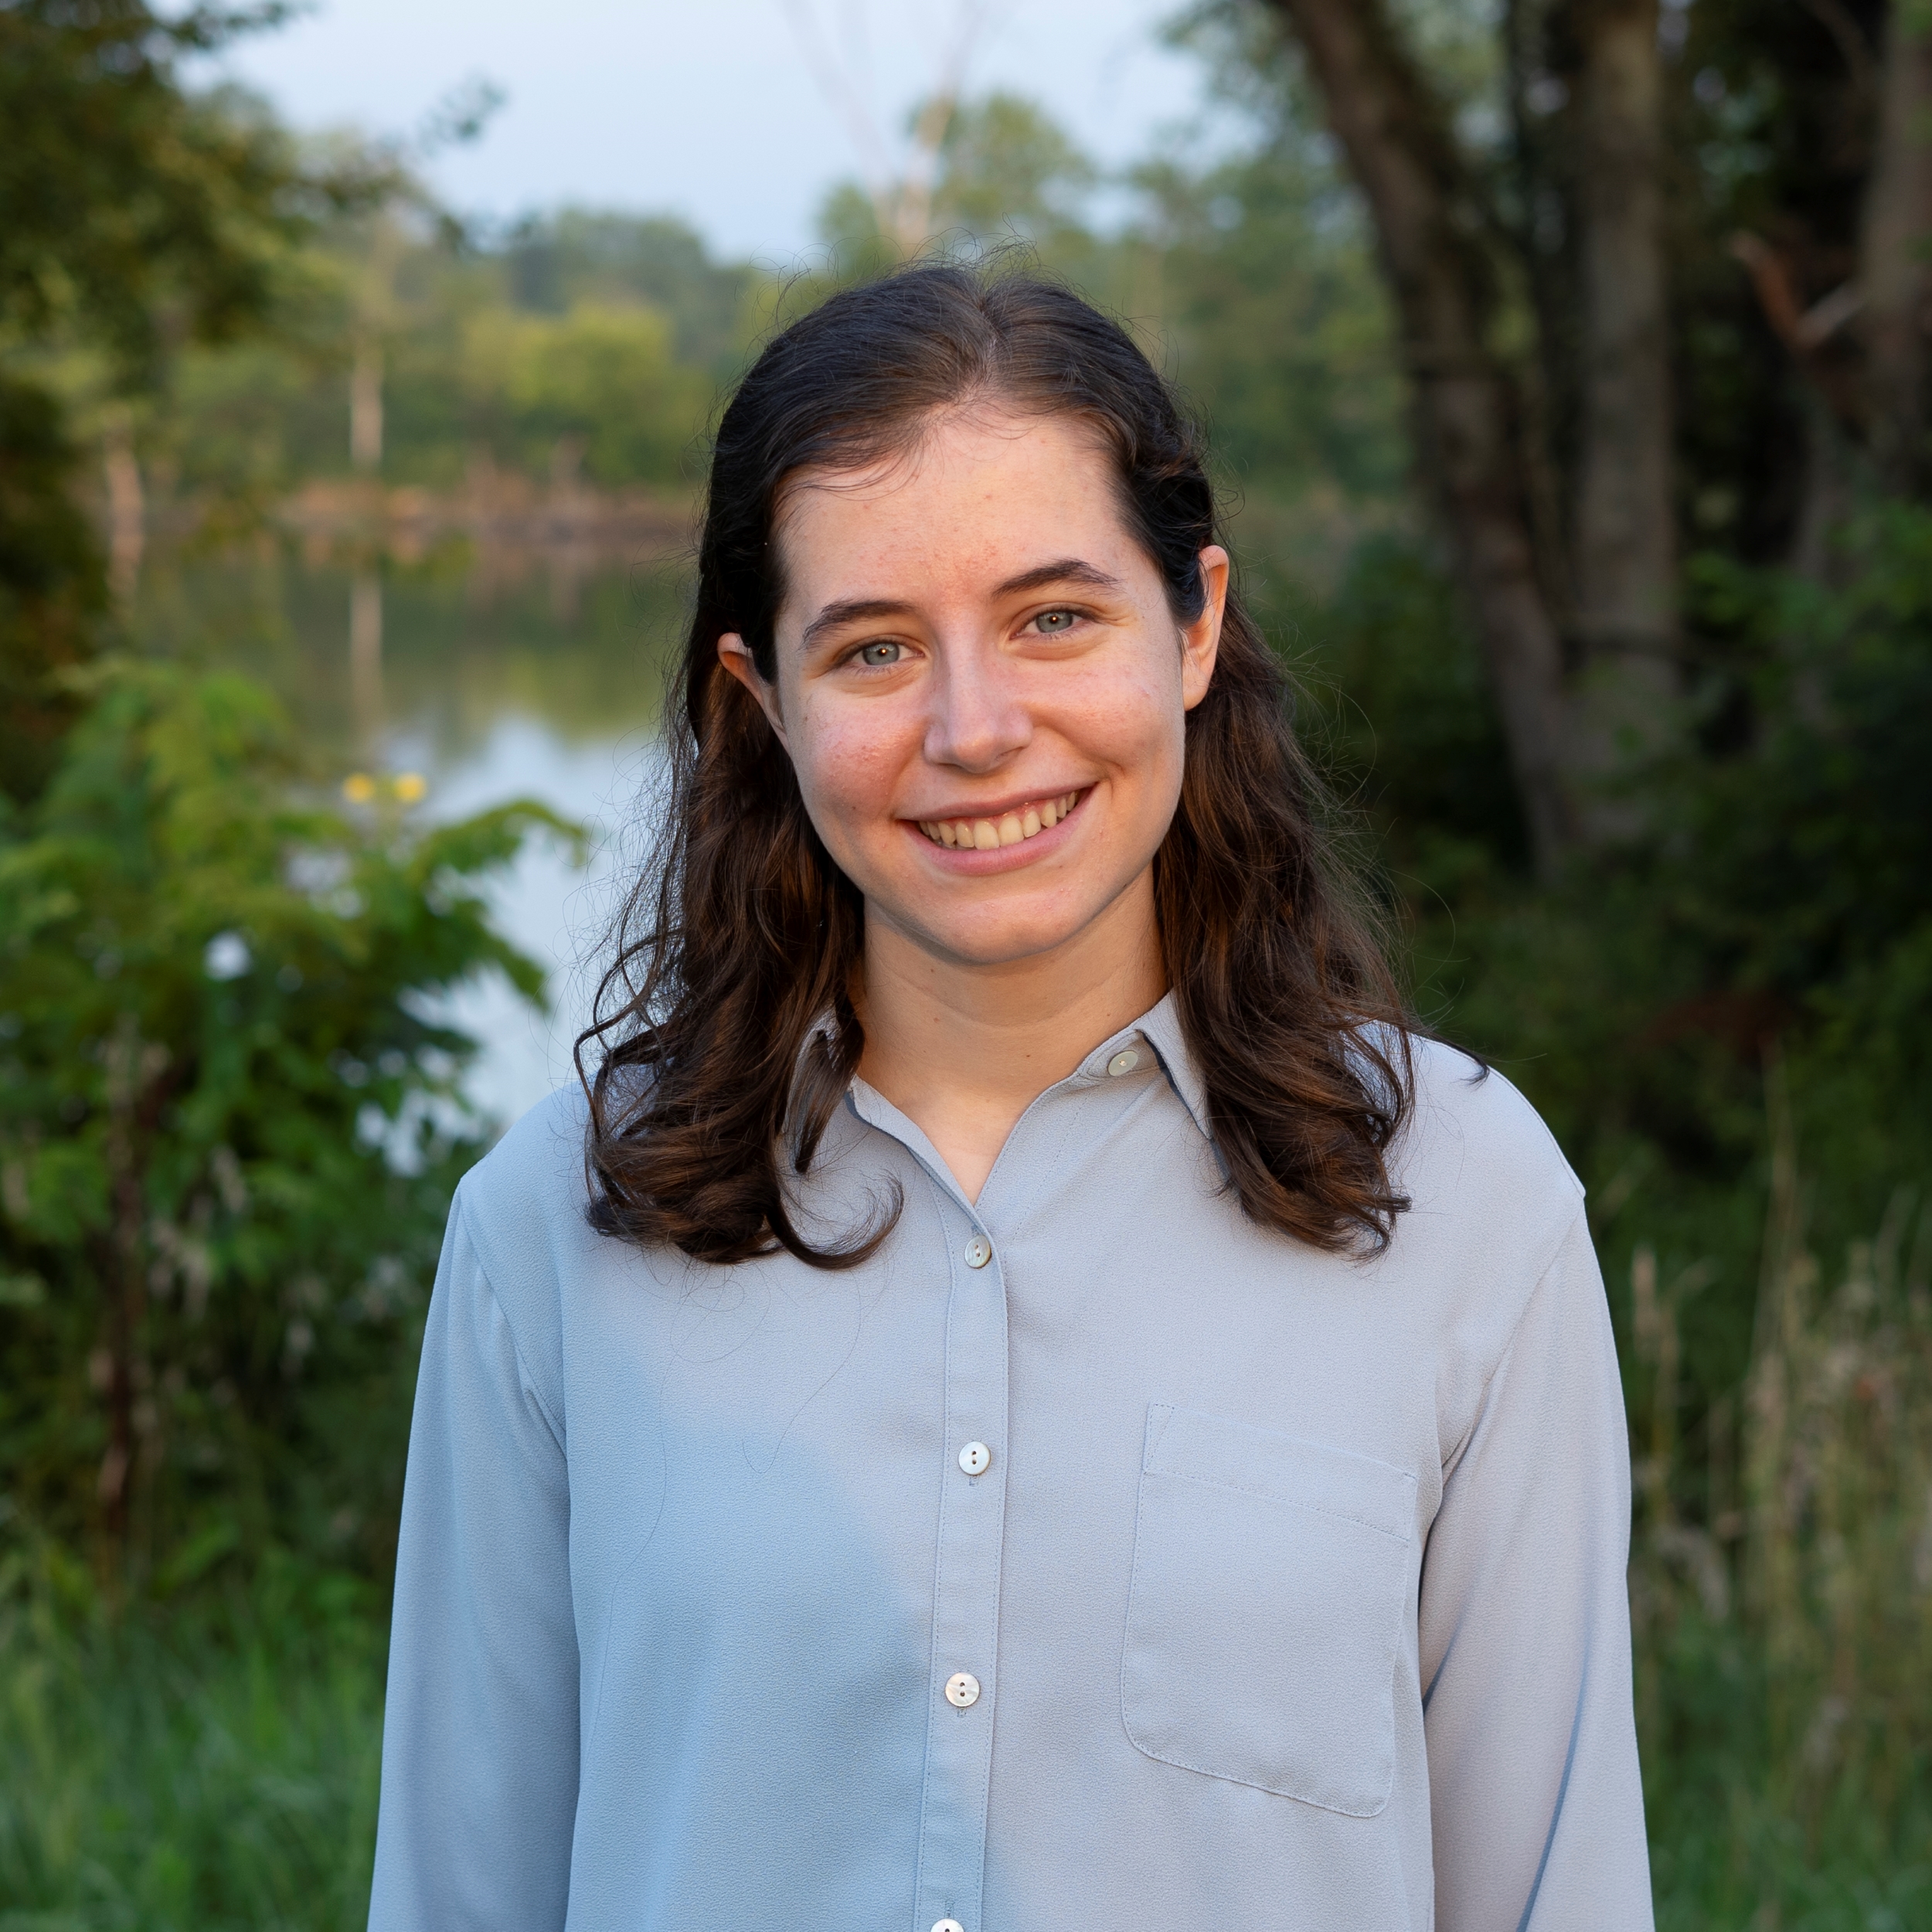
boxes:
[393,772,428,804]
[342,773,376,804]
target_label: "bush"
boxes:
[0,661,573,1590]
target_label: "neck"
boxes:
[855,870,1168,1201]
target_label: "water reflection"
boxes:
[135,538,683,1126]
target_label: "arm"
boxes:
[368,1195,580,1932]
[1421,1210,1654,1930]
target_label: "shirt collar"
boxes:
[1128,992,1213,1141]
[842,988,1213,1151]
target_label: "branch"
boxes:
[777,0,1000,255]
[1795,0,1879,100]
[777,0,896,211]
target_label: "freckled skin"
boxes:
[716,409,1227,1200]
[719,411,1226,974]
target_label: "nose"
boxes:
[923,639,1032,774]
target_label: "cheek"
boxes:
[1056,651,1187,794]
[788,698,910,834]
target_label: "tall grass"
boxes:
[1634,1070,1932,1927]
[0,1554,383,1932]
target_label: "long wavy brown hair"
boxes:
[578,262,1416,1267]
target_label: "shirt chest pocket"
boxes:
[1120,1403,1417,1818]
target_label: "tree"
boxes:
[461,301,710,488]
[781,0,995,258]
[0,661,573,1581]
[1254,0,1930,864]
[1860,0,1932,492]
[0,376,107,805]
[1257,0,1582,870]
[0,0,379,802]
[1131,131,1407,509]
[1530,0,1678,756]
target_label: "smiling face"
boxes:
[719,406,1226,981]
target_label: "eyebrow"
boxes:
[993,558,1125,599]
[798,559,1126,651]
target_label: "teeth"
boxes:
[921,789,1081,849]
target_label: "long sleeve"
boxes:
[1420,1209,1654,1930]
[368,1193,580,1932]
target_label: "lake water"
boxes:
[138,543,685,1131]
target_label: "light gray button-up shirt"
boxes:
[369,997,1653,1931]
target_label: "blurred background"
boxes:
[0,0,1927,1923]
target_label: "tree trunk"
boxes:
[350,332,384,473]
[1570,0,1677,775]
[1267,0,1578,875]
[1859,0,1932,493]
[101,409,145,613]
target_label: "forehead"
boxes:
[772,409,1138,604]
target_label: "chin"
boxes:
[913,905,1105,969]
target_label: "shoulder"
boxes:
[1368,1037,1600,1444]
[446,1083,598,1413]
[456,1081,594,1259]
[1397,1036,1581,1206]
[1385,1032,1587,1287]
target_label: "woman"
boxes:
[369,266,1651,1931]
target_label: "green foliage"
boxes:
[1134,138,1406,506]
[499,209,760,376]
[461,301,711,488]
[1658,0,1876,563]
[148,209,743,501]
[0,660,573,1584]
[0,2,332,383]
[932,93,1100,251]
[0,0,383,812]
[0,374,106,806]
[1303,536,1526,874]
[1668,508,1932,1014]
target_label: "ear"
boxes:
[717,633,789,749]
[1180,545,1230,710]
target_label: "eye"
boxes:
[1032,608,1079,634]
[855,640,903,667]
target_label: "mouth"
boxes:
[915,789,1086,851]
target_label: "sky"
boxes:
[201,0,1218,263]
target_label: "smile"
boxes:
[916,791,1084,850]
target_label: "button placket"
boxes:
[912,1207,1009,1932]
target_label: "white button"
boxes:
[944,1671,981,1709]
[957,1440,992,1477]
[1106,1047,1141,1077]
[962,1233,992,1269]
[934,1920,966,1932]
